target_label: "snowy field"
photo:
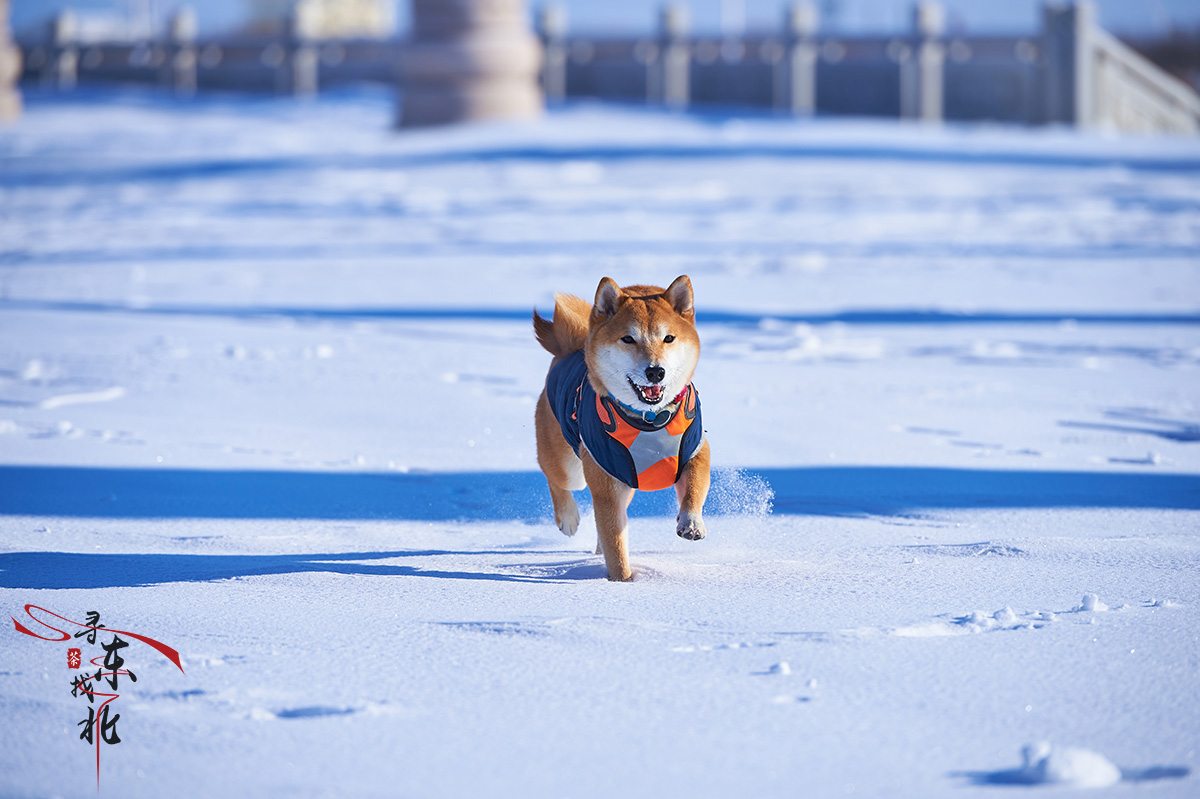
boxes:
[2,87,1199,797]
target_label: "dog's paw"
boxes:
[556,503,580,537]
[676,512,707,541]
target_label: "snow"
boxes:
[1019,742,1122,788]
[1,87,1198,797]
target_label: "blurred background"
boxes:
[3,0,1198,132]
[9,0,1200,39]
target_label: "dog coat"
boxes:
[546,350,704,491]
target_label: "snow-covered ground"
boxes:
[2,87,1198,797]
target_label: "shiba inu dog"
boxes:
[533,275,711,581]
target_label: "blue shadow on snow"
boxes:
[5,141,1200,191]
[1,298,1198,327]
[1,465,1197,522]
[954,765,1190,787]
[0,549,571,589]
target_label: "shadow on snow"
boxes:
[1,465,1197,522]
[0,549,580,589]
[954,765,1190,787]
[2,298,1198,328]
[3,465,1197,590]
[5,141,1200,192]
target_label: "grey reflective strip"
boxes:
[626,426,687,477]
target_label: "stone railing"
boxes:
[14,0,1200,135]
[19,5,397,96]
[1092,27,1200,134]
[1043,1,1200,134]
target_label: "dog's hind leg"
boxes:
[535,391,583,536]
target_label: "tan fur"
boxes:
[534,275,711,581]
[532,293,591,362]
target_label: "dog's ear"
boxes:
[594,277,622,318]
[665,275,694,317]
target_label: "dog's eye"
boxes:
[621,335,636,344]
[663,335,676,343]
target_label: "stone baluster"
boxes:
[900,2,943,121]
[398,0,543,128]
[913,1,944,122]
[285,0,320,97]
[778,2,818,116]
[538,4,567,106]
[45,10,78,90]
[164,6,198,97]
[657,3,689,110]
[1043,0,1095,127]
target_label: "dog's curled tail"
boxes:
[533,292,591,357]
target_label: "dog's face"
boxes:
[585,275,700,411]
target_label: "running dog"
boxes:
[533,276,710,581]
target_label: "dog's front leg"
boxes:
[675,439,711,541]
[581,449,635,581]
[535,392,583,536]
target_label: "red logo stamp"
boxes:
[14,605,185,789]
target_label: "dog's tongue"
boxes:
[642,385,663,401]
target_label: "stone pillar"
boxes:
[656,3,689,110]
[44,11,78,90]
[164,6,198,97]
[538,4,567,105]
[285,0,320,97]
[1043,0,1094,127]
[913,1,944,122]
[0,0,22,121]
[398,0,543,128]
[777,2,818,116]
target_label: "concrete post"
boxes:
[398,0,543,128]
[0,0,22,121]
[1043,0,1094,127]
[657,3,689,110]
[285,0,320,98]
[912,1,944,122]
[778,2,818,116]
[164,6,198,97]
[44,11,78,90]
[538,4,567,105]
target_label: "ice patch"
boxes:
[39,386,126,410]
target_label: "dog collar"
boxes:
[606,387,689,429]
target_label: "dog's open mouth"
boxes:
[628,379,665,405]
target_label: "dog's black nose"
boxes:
[645,365,666,384]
